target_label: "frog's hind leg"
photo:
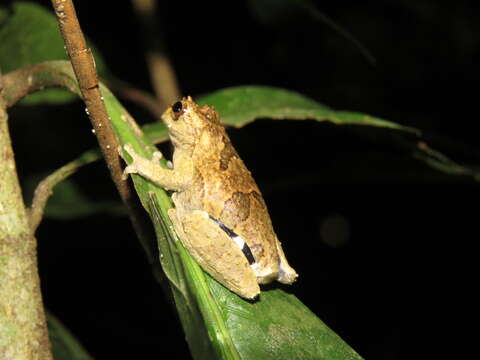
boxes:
[168,209,260,299]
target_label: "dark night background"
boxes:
[5,0,479,358]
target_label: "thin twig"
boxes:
[131,0,181,110]
[50,0,154,259]
[1,61,81,107]
[50,0,125,196]
[28,149,99,232]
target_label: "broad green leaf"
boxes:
[199,86,479,180]
[0,2,108,105]
[47,311,93,360]
[199,86,416,132]
[208,280,360,359]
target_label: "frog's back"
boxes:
[186,124,280,278]
[191,123,261,218]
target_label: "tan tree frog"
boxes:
[121,97,298,299]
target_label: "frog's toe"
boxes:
[122,164,138,179]
[278,264,298,284]
[152,151,163,163]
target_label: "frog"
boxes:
[121,97,298,299]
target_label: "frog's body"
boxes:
[122,97,297,299]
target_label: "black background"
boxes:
[6,1,480,359]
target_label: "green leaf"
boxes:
[199,85,479,180]
[198,86,414,132]
[147,194,237,360]
[47,311,93,360]
[0,2,108,105]
[208,280,361,359]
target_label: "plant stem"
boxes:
[28,150,99,233]
[0,73,52,359]
[50,0,153,255]
[51,0,127,202]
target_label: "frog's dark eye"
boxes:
[172,101,183,114]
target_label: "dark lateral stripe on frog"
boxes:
[209,215,256,265]
[239,241,256,265]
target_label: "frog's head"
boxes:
[162,96,220,150]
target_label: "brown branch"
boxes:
[1,61,81,107]
[50,1,155,260]
[0,72,53,359]
[131,0,181,110]
[50,0,126,197]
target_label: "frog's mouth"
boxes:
[209,215,256,265]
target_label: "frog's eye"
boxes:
[171,101,184,121]
[172,101,183,113]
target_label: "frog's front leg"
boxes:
[121,144,192,191]
[168,208,260,299]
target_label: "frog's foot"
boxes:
[120,143,166,181]
[121,144,140,180]
[122,164,137,180]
